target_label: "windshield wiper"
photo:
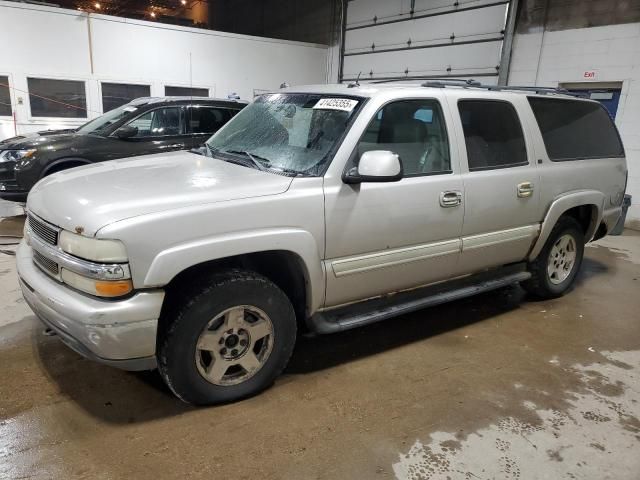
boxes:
[208,147,309,177]
[224,150,270,171]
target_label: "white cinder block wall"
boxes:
[509,23,640,228]
[0,0,328,141]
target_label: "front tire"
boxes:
[157,270,297,405]
[521,216,585,299]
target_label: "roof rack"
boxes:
[420,79,577,96]
[370,77,479,85]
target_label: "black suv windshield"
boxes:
[206,93,361,176]
[77,103,145,135]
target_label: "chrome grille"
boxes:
[33,250,59,276]
[28,214,59,246]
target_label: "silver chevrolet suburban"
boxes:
[16,81,627,404]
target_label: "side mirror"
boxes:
[343,150,403,184]
[114,125,138,139]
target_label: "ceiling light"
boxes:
[150,11,156,17]
[94,2,101,8]
[181,0,187,4]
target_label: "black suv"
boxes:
[0,97,247,201]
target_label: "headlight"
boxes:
[0,149,36,163]
[61,269,133,298]
[57,230,132,297]
[59,230,128,263]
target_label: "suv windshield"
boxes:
[77,103,145,135]
[206,93,361,176]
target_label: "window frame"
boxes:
[114,105,187,139]
[164,85,210,97]
[99,81,151,114]
[25,76,89,120]
[347,97,454,179]
[185,104,242,136]
[527,96,626,162]
[0,73,13,118]
[457,98,530,172]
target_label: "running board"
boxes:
[308,268,531,334]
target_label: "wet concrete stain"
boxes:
[0,226,638,479]
[393,350,640,479]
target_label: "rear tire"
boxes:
[157,269,297,405]
[521,216,585,299]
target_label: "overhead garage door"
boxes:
[341,0,511,84]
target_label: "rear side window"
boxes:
[458,100,528,171]
[528,97,624,161]
[187,106,238,134]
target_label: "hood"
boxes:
[27,150,293,236]
[0,129,78,147]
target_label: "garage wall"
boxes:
[341,0,510,83]
[0,0,328,140]
[509,23,640,228]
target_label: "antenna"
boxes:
[347,71,362,88]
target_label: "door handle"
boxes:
[517,182,534,198]
[440,190,462,207]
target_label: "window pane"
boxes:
[102,83,150,112]
[0,76,11,116]
[127,107,183,137]
[187,106,237,134]
[528,97,624,161]
[165,86,209,97]
[458,100,527,171]
[27,78,86,118]
[358,100,451,176]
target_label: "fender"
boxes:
[143,227,325,312]
[41,157,91,177]
[528,190,605,261]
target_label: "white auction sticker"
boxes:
[313,98,358,112]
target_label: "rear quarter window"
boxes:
[528,97,624,161]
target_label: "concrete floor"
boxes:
[1,207,639,479]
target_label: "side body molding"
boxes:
[528,190,605,261]
[143,228,325,312]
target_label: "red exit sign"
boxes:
[583,71,597,79]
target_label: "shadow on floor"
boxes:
[34,257,610,424]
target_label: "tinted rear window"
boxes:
[458,100,528,171]
[528,97,624,161]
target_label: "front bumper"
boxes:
[16,240,164,371]
[0,182,28,202]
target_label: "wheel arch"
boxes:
[144,228,325,328]
[529,190,604,261]
[41,157,91,177]
[163,250,312,327]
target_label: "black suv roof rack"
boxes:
[420,78,574,96]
